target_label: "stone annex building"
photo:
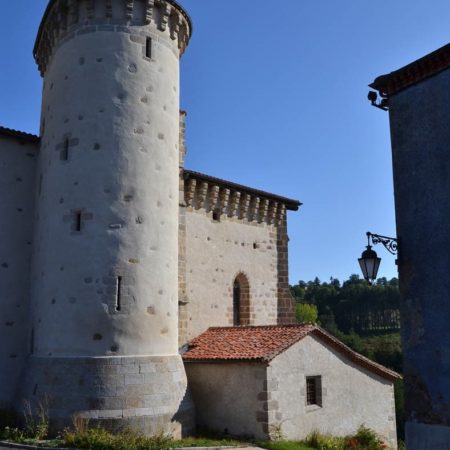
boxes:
[0,0,400,447]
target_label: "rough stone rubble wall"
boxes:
[0,135,37,407]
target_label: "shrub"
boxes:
[350,425,388,449]
[296,304,319,324]
[305,430,345,450]
[22,399,49,440]
[305,427,391,450]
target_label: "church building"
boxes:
[0,0,399,447]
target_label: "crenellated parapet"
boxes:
[34,0,192,75]
[183,170,301,226]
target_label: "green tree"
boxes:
[296,303,318,324]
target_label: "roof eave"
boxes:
[370,43,450,97]
[184,169,302,211]
[0,126,40,144]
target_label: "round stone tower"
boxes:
[20,0,193,436]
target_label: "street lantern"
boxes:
[359,245,381,284]
[359,232,398,284]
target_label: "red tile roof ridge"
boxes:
[183,324,401,382]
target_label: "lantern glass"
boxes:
[358,246,381,284]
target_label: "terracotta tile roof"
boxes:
[370,43,450,96]
[0,126,40,144]
[183,170,302,211]
[183,325,401,382]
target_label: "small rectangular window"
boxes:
[212,210,221,222]
[146,37,152,59]
[306,376,322,407]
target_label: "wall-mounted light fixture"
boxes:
[358,232,398,284]
[368,91,389,111]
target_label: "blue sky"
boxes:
[1,1,449,284]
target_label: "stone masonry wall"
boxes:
[183,207,279,343]
[276,212,296,325]
[18,355,195,438]
[0,134,38,407]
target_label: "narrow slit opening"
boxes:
[146,37,152,59]
[30,328,34,355]
[62,138,69,161]
[116,276,122,312]
[75,212,82,231]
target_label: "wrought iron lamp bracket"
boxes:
[366,232,398,255]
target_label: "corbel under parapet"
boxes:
[241,194,251,220]
[269,202,279,225]
[144,0,155,24]
[68,0,79,26]
[277,204,286,225]
[171,11,183,41]
[160,2,172,31]
[196,182,208,210]
[105,0,113,18]
[86,0,95,19]
[208,185,220,212]
[185,179,197,207]
[220,189,231,216]
[230,191,242,217]
[260,199,270,223]
[250,197,261,223]
[126,0,135,20]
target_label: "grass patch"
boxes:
[172,436,242,447]
[257,441,315,450]
[0,413,393,450]
[63,428,243,450]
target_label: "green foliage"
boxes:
[63,428,172,450]
[296,303,319,324]
[304,430,345,449]
[0,425,26,443]
[258,440,314,450]
[304,426,389,449]
[172,436,242,447]
[350,425,389,449]
[258,427,391,450]
[23,399,49,441]
[63,427,242,450]
[290,275,400,335]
